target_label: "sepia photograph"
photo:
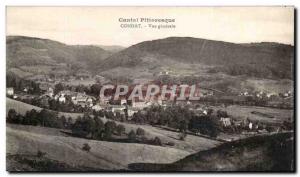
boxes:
[5,6,295,172]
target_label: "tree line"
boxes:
[7,108,163,146]
[131,105,222,138]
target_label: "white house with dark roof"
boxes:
[6,87,14,96]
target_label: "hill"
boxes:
[6,98,220,153]
[129,132,294,172]
[97,45,125,53]
[99,37,294,79]
[7,124,190,171]
[7,36,294,80]
[6,36,112,75]
[6,97,83,120]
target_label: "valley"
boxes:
[6,35,294,172]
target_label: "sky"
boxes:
[6,6,294,46]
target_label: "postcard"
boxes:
[6,6,295,172]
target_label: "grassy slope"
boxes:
[7,154,102,172]
[128,132,294,172]
[7,97,220,153]
[6,97,83,119]
[7,124,190,170]
[217,105,293,125]
[7,36,112,74]
[100,37,293,80]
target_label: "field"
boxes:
[6,98,83,120]
[219,105,293,125]
[62,78,96,86]
[7,124,190,170]
[6,98,220,152]
[128,132,294,171]
[7,96,293,171]
[7,68,34,78]
[6,98,222,170]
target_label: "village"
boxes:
[6,74,294,142]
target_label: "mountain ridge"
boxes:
[99,36,294,79]
[6,36,294,80]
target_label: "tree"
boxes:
[72,116,88,137]
[54,83,64,95]
[37,150,46,158]
[7,109,24,124]
[90,84,102,96]
[105,111,114,120]
[82,114,96,138]
[92,117,105,140]
[116,124,125,136]
[152,137,162,146]
[189,115,221,138]
[82,143,91,152]
[66,117,73,129]
[178,132,187,141]
[207,109,214,116]
[104,121,117,139]
[136,127,145,136]
[60,115,67,128]
[217,110,228,118]
[128,130,136,142]
[7,109,18,123]
[179,120,188,133]
[23,109,39,126]
[38,109,59,128]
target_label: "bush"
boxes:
[7,108,22,124]
[136,128,145,136]
[179,132,187,141]
[128,130,136,142]
[116,124,125,136]
[166,141,175,146]
[37,150,46,158]
[82,143,91,152]
[152,137,162,146]
[104,121,117,139]
[217,110,228,118]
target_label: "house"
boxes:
[132,101,148,109]
[39,82,53,92]
[75,72,90,80]
[86,97,93,107]
[256,93,262,98]
[46,87,54,98]
[109,105,126,116]
[58,96,66,103]
[249,122,253,130]
[220,117,232,127]
[23,87,29,93]
[55,90,94,107]
[159,71,169,75]
[71,93,94,107]
[6,87,14,96]
[127,107,139,117]
[266,92,277,98]
[99,96,110,105]
[233,120,243,127]
[113,109,125,116]
[284,92,290,97]
[192,107,209,116]
[120,99,127,105]
[95,75,106,84]
[92,104,104,111]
